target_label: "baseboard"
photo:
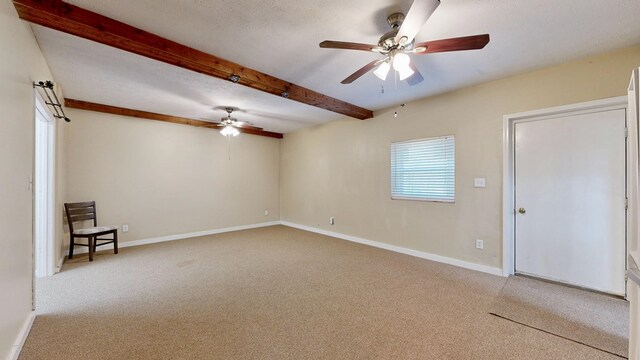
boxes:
[65,221,282,255]
[281,221,504,277]
[8,311,35,360]
[62,220,503,276]
[56,256,64,273]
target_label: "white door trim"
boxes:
[34,91,56,278]
[502,96,628,277]
[626,67,640,360]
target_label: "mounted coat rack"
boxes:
[33,80,70,122]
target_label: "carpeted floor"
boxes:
[20,225,625,359]
[490,275,629,358]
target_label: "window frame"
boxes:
[390,135,456,203]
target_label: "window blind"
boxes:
[390,135,455,202]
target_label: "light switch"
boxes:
[474,178,486,188]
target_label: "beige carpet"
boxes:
[20,225,623,359]
[490,275,629,358]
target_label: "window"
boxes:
[390,135,455,202]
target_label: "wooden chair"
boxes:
[64,201,118,261]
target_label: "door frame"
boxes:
[502,96,628,277]
[34,90,57,278]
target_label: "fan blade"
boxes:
[234,122,263,131]
[414,34,490,54]
[320,40,380,52]
[406,63,424,86]
[201,122,223,128]
[395,0,440,45]
[341,59,383,84]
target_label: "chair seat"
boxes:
[74,225,118,235]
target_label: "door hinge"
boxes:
[625,127,629,138]
[626,198,629,211]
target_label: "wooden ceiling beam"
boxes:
[14,0,374,120]
[64,99,284,139]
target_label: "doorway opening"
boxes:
[34,91,56,278]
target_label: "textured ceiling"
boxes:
[32,0,640,133]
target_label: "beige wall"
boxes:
[281,45,640,270]
[64,109,280,246]
[0,1,59,358]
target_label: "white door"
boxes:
[514,109,626,295]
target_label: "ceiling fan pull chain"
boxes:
[228,134,231,160]
[394,103,405,118]
[394,68,398,90]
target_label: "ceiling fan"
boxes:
[204,107,263,136]
[319,0,490,85]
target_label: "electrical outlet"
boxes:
[264,209,268,216]
[329,217,335,225]
[122,224,129,233]
[475,239,484,250]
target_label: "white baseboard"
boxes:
[56,256,64,273]
[62,219,504,277]
[65,221,282,255]
[281,221,504,277]
[8,311,35,360]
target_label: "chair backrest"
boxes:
[64,201,98,233]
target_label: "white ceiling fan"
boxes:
[319,0,490,85]
[209,107,263,137]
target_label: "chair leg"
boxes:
[94,236,98,254]
[88,237,94,262]
[68,236,75,259]
[113,231,118,254]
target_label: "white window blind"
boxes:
[390,135,455,202]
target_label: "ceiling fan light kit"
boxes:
[373,60,391,80]
[319,0,490,86]
[220,125,240,137]
[213,107,261,137]
[392,52,414,80]
[396,66,414,81]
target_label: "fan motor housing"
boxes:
[378,12,413,51]
[379,29,399,48]
[387,12,404,28]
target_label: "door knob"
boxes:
[518,208,526,214]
